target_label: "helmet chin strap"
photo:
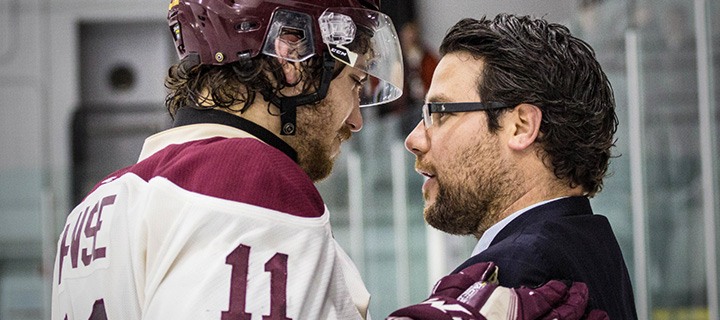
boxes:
[269,51,336,135]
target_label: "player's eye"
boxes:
[351,77,365,93]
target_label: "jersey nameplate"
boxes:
[57,194,117,285]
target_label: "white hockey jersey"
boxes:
[52,114,370,320]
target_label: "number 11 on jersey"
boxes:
[222,244,292,320]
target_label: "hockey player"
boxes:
[52,0,402,319]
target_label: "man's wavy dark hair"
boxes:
[440,14,618,196]
[164,55,326,117]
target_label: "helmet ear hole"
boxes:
[261,9,316,62]
[278,27,305,44]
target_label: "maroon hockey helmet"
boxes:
[167,0,403,108]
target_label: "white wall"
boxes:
[0,0,44,253]
[47,0,171,226]
[0,0,170,317]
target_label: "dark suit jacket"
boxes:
[452,196,637,319]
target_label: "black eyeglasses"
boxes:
[422,101,510,128]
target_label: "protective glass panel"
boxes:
[636,1,709,317]
[574,0,720,317]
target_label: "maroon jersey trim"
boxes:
[95,137,325,218]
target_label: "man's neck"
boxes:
[197,85,284,137]
[172,107,297,162]
[212,98,284,137]
[497,178,584,224]
[495,149,585,224]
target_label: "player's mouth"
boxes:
[332,128,352,155]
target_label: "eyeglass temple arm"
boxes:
[426,102,508,113]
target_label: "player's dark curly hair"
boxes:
[164,54,326,117]
[440,14,618,196]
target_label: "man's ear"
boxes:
[274,37,301,85]
[279,59,300,85]
[507,103,542,151]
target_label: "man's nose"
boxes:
[405,120,428,155]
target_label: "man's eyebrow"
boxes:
[350,70,368,83]
[425,94,454,103]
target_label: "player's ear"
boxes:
[279,60,300,85]
[274,36,301,85]
[507,103,541,151]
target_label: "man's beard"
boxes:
[289,101,352,182]
[422,138,515,237]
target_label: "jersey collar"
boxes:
[172,107,297,162]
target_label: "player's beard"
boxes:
[422,134,516,237]
[290,100,352,183]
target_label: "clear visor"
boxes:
[262,8,403,107]
[319,8,403,107]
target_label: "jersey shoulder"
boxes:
[100,137,325,217]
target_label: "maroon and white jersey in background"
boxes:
[51,120,370,320]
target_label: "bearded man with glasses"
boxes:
[404,14,638,319]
